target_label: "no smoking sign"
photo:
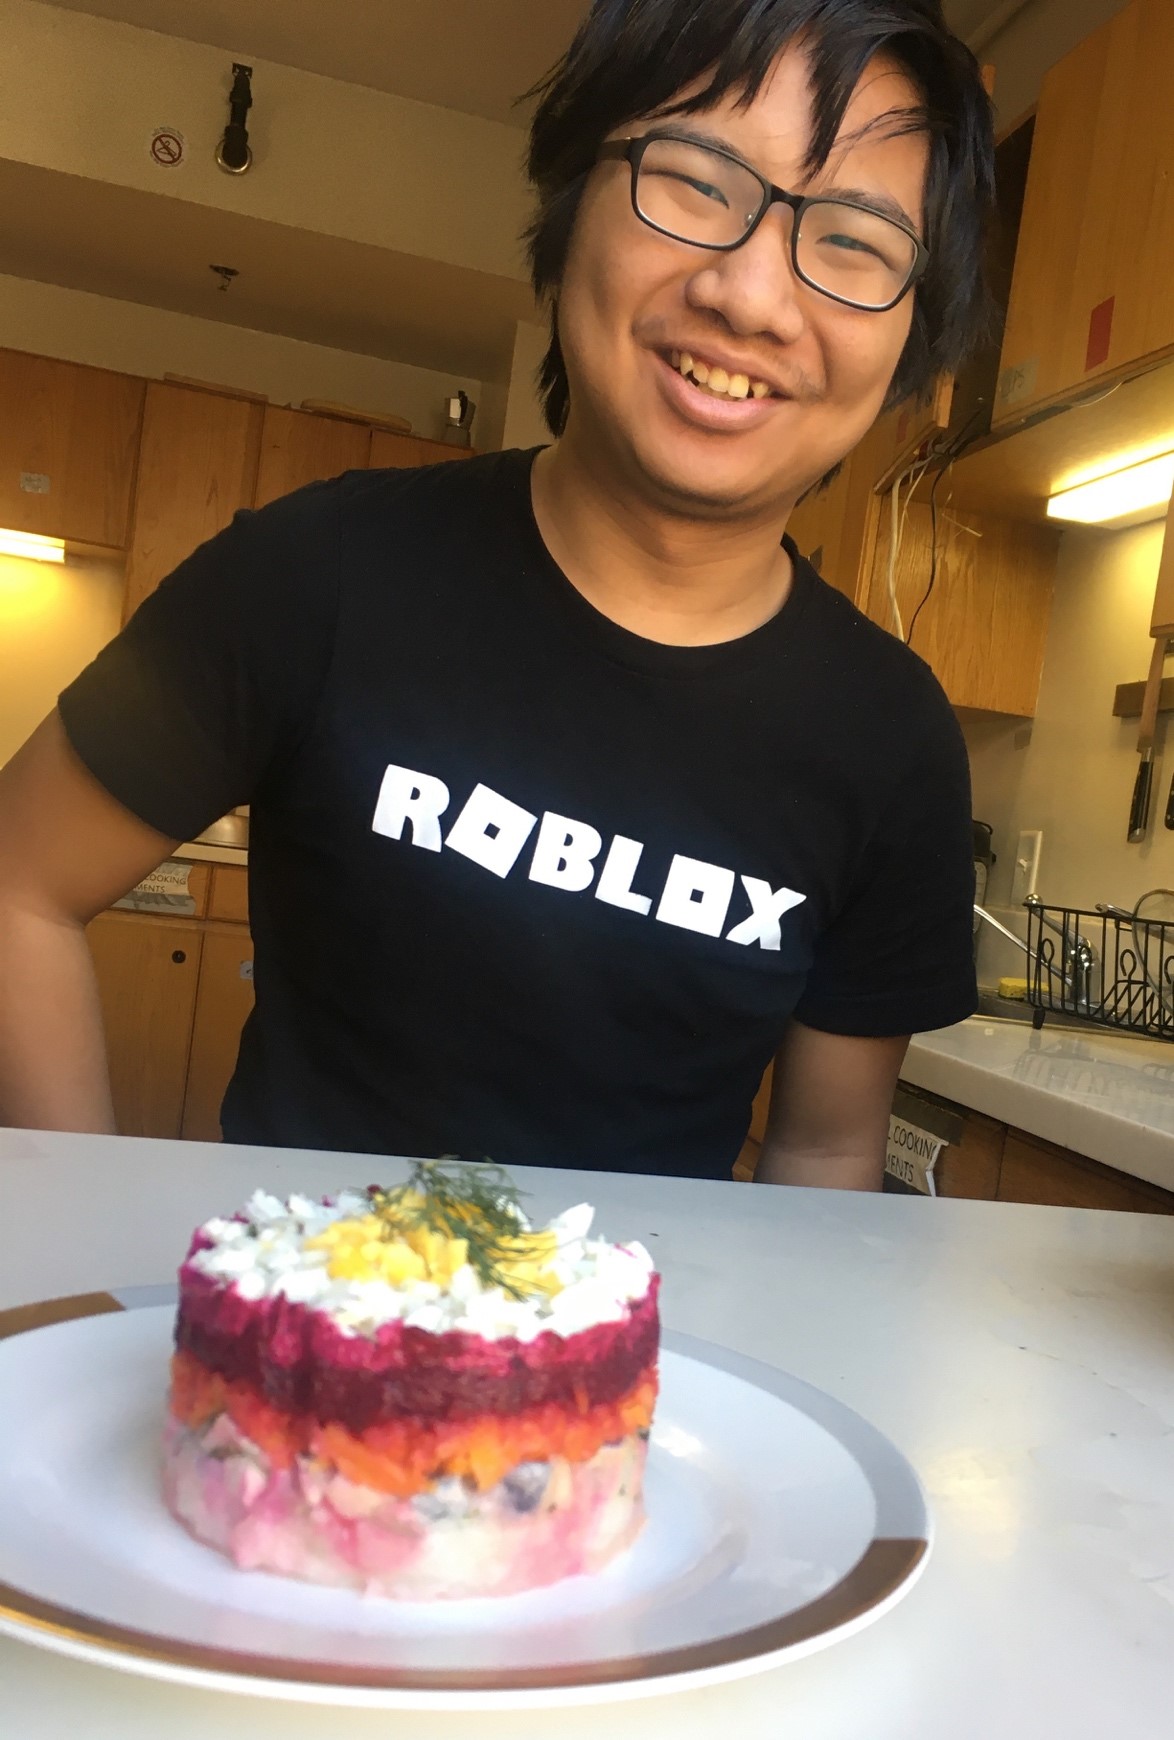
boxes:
[149,127,186,168]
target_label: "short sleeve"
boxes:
[794,684,977,1037]
[57,482,343,842]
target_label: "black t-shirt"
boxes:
[59,447,976,1178]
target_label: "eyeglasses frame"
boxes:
[596,130,930,314]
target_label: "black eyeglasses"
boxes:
[597,130,929,314]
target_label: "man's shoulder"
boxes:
[792,548,954,722]
[258,446,535,531]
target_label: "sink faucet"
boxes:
[1023,896,1099,1008]
[973,898,1099,1011]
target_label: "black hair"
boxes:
[524,0,995,436]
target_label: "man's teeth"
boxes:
[669,350,772,401]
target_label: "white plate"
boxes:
[0,1290,930,1709]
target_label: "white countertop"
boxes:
[2,1126,1173,1737]
[173,840,248,867]
[903,1016,1174,1194]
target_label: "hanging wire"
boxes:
[885,451,934,640]
[887,475,904,641]
[906,464,947,648]
[904,412,988,648]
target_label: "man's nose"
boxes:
[684,206,808,343]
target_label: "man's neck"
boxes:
[530,434,795,648]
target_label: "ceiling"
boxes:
[38,1,1023,125]
[4,2,1026,389]
[35,1,592,127]
[0,157,535,380]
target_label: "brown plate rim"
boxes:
[0,1291,928,1696]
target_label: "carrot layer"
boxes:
[169,1349,657,1496]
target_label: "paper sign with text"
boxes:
[113,861,195,916]
[885,1115,945,1196]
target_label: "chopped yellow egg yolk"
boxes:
[305,1201,563,1296]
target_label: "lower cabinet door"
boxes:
[181,925,255,1142]
[87,913,203,1140]
[996,1132,1174,1214]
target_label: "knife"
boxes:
[1129,635,1168,842]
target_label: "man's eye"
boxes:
[654,170,731,208]
[822,232,882,258]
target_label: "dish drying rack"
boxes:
[1022,898,1174,1041]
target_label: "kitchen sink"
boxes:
[974,990,1117,1036]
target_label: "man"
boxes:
[0,0,993,1186]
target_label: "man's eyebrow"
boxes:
[816,185,919,231]
[644,120,744,157]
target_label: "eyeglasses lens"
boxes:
[633,137,918,310]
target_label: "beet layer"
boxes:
[175,1257,660,1434]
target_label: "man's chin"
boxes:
[621,436,794,520]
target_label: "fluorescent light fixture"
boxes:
[1047,452,1174,529]
[0,528,66,563]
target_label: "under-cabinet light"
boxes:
[1047,453,1174,529]
[0,528,66,563]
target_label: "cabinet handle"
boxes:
[171,949,187,964]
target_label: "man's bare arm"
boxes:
[0,711,180,1132]
[755,1019,909,1191]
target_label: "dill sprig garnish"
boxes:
[364,1158,539,1300]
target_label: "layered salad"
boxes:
[164,1160,659,1599]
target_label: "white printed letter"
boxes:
[445,783,538,878]
[725,877,807,950]
[529,812,603,892]
[595,834,653,916]
[371,763,450,852]
[655,855,736,938]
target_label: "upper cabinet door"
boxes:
[785,451,873,603]
[995,0,1174,427]
[369,430,476,469]
[0,349,144,548]
[123,383,264,620]
[368,430,428,469]
[253,407,371,507]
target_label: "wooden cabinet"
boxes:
[207,864,249,925]
[935,1111,1005,1201]
[732,1062,774,1182]
[181,924,255,1142]
[859,499,1059,715]
[785,453,873,603]
[253,406,371,508]
[124,383,263,619]
[368,429,429,470]
[786,394,957,609]
[0,349,143,548]
[927,1108,1174,1213]
[87,911,203,1139]
[368,429,474,470]
[787,409,1060,715]
[995,0,1174,426]
[89,864,253,1143]
[997,1131,1174,1214]
[734,1075,1174,1213]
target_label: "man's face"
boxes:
[555,41,930,518]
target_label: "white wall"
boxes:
[963,519,1174,982]
[0,272,481,443]
[0,550,123,766]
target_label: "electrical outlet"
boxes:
[1010,830,1043,904]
